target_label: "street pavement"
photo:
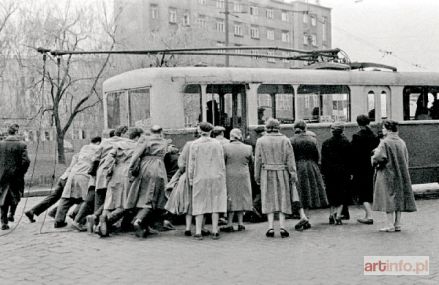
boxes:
[0,197,438,285]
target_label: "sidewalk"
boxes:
[23,183,439,199]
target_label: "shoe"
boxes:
[71,221,87,232]
[335,218,343,225]
[134,221,148,238]
[237,225,245,231]
[265,229,275,238]
[394,225,401,232]
[329,214,335,225]
[1,224,9,230]
[211,232,220,240]
[220,226,235,233]
[25,211,36,223]
[357,218,373,225]
[379,227,395,232]
[280,228,290,238]
[184,230,192,237]
[54,221,67,228]
[86,215,96,234]
[303,221,312,230]
[7,215,14,222]
[201,229,211,236]
[294,219,308,231]
[194,234,203,240]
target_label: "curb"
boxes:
[23,183,439,199]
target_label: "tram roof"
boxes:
[103,66,439,93]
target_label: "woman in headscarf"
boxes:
[255,119,296,238]
[220,128,253,232]
[290,120,327,231]
[372,120,416,232]
[321,122,352,225]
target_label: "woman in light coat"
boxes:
[372,120,416,232]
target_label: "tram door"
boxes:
[365,86,390,121]
[206,84,247,138]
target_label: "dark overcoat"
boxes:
[0,136,30,206]
[351,127,379,203]
[321,134,352,207]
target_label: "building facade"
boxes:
[114,0,332,68]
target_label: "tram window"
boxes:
[367,91,375,121]
[257,84,294,124]
[403,86,439,120]
[381,91,388,119]
[183,84,202,128]
[106,91,128,129]
[206,84,245,128]
[297,85,350,123]
[128,88,150,127]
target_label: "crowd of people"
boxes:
[0,115,418,239]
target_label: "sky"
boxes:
[295,0,439,72]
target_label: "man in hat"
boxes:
[0,124,30,230]
[212,126,229,145]
[188,122,227,240]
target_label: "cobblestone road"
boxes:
[0,198,437,285]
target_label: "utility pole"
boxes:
[225,0,229,67]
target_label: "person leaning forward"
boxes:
[0,124,30,230]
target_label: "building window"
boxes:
[281,11,289,22]
[198,0,207,4]
[250,26,260,39]
[311,15,316,26]
[197,15,207,29]
[267,29,275,40]
[322,18,327,41]
[233,2,242,13]
[303,34,309,45]
[151,4,158,19]
[183,13,190,26]
[257,85,295,124]
[169,8,177,24]
[267,51,276,63]
[297,85,351,123]
[249,5,258,16]
[303,13,308,24]
[311,34,317,46]
[281,31,290,43]
[266,8,274,19]
[282,51,289,63]
[216,19,225,32]
[217,41,226,53]
[234,44,243,54]
[234,23,243,36]
[217,0,225,9]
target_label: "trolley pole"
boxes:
[225,0,230,67]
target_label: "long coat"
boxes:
[61,144,100,200]
[351,127,379,203]
[125,135,168,210]
[321,134,352,207]
[95,136,126,190]
[372,133,417,212]
[0,136,30,206]
[255,132,296,214]
[188,136,227,215]
[165,141,193,215]
[103,138,137,210]
[224,140,253,212]
[291,133,328,209]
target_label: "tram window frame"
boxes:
[256,84,295,125]
[403,86,439,120]
[106,91,128,129]
[297,85,351,123]
[128,88,151,127]
[182,84,202,128]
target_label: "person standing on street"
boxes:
[372,120,417,232]
[188,122,227,240]
[255,119,297,238]
[321,122,352,226]
[351,115,379,225]
[220,128,253,233]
